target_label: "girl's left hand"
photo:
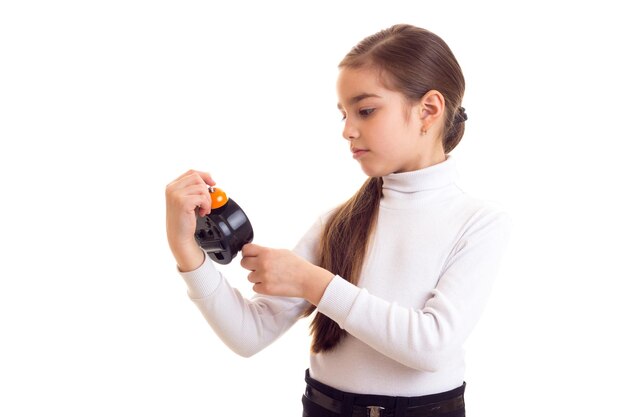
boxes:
[240,243,334,305]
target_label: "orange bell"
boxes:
[209,187,229,209]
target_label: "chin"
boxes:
[359,164,391,178]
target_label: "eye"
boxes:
[339,110,347,121]
[359,108,375,118]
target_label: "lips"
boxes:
[351,147,368,159]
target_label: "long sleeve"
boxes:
[179,218,324,357]
[316,209,511,372]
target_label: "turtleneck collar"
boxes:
[380,156,459,208]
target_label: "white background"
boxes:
[1,1,625,416]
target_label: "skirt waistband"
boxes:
[303,370,465,417]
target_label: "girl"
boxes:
[166,24,511,417]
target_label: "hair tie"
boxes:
[455,106,468,123]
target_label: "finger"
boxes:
[168,184,212,214]
[195,171,216,187]
[166,176,206,199]
[252,282,266,294]
[184,184,213,213]
[196,200,212,217]
[189,195,212,216]
[241,243,263,257]
[240,255,257,272]
[181,183,212,198]
[247,271,260,284]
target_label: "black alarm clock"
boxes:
[194,187,254,264]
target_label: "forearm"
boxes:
[316,277,463,371]
[180,256,309,357]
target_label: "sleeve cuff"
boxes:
[316,275,361,329]
[178,253,223,299]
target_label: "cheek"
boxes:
[367,118,395,145]
[375,125,407,151]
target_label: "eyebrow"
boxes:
[337,93,382,110]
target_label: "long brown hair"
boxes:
[303,24,467,353]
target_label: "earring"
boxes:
[421,129,428,136]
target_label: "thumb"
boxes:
[241,243,264,257]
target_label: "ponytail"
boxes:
[302,177,383,353]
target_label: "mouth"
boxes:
[351,147,368,159]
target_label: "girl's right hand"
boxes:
[165,169,216,272]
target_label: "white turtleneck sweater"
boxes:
[179,156,511,396]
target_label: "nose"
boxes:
[342,117,359,141]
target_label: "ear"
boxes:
[418,90,445,132]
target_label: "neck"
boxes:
[397,146,446,173]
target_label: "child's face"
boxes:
[336,67,444,177]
